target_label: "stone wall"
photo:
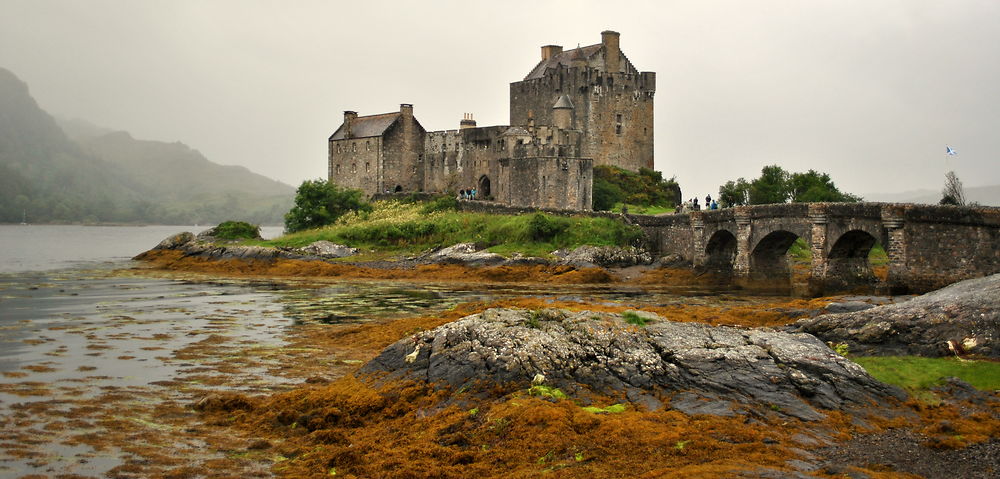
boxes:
[495,157,593,210]
[380,113,424,194]
[328,136,381,196]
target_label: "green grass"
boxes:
[853,356,1000,391]
[610,203,675,215]
[581,403,627,414]
[248,200,643,258]
[621,311,650,326]
[785,238,888,265]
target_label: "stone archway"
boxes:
[704,230,737,273]
[478,175,491,198]
[749,230,801,287]
[394,185,403,193]
[824,230,880,291]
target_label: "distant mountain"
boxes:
[0,67,293,225]
[864,185,1000,206]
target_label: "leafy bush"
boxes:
[718,166,861,206]
[527,213,569,242]
[420,195,459,214]
[213,220,261,240]
[592,165,680,211]
[284,179,371,233]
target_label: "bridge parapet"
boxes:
[640,202,1000,294]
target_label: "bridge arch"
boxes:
[824,229,880,291]
[749,230,801,286]
[704,229,737,272]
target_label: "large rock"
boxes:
[360,308,903,420]
[553,245,653,268]
[426,243,505,266]
[297,240,358,258]
[792,273,1000,357]
[152,231,195,250]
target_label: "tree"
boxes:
[284,179,371,233]
[718,178,750,207]
[788,170,862,203]
[718,166,860,207]
[748,165,791,204]
[940,171,966,206]
[591,165,680,211]
[592,177,626,211]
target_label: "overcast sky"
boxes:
[2,0,998,199]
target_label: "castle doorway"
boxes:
[394,185,402,193]
[478,175,491,198]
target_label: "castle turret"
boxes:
[571,44,587,68]
[460,113,477,129]
[541,45,563,60]
[601,30,620,73]
[552,95,574,129]
[343,110,357,138]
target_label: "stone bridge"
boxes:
[631,203,1000,294]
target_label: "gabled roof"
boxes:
[329,112,399,140]
[524,44,603,80]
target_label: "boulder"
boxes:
[792,273,1000,357]
[552,245,653,268]
[298,240,358,258]
[360,308,904,420]
[427,243,505,266]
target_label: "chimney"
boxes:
[460,113,477,129]
[343,110,357,138]
[541,45,563,61]
[400,103,413,118]
[601,30,621,73]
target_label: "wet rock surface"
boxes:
[423,243,506,266]
[360,308,904,420]
[296,240,358,258]
[792,273,1000,357]
[552,245,653,268]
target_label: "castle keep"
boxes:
[328,31,655,211]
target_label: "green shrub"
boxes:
[420,195,459,214]
[213,220,260,240]
[527,213,568,242]
[621,311,650,326]
[284,179,371,233]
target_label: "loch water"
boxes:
[0,224,765,477]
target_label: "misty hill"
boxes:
[0,67,293,225]
[864,185,1000,207]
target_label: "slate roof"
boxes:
[501,126,531,136]
[552,94,575,109]
[524,44,602,80]
[329,112,400,140]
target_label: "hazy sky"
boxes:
[2,0,998,199]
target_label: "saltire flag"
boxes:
[946,146,957,156]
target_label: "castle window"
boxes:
[366,141,371,151]
[351,163,356,173]
[335,164,341,174]
[337,144,342,153]
[352,143,357,152]
[365,162,370,173]
[616,114,623,135]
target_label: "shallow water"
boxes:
[0,225,781,477]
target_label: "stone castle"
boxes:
[328,31,655,211]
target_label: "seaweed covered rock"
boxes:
[425,243,506,266]
[792,273,1000,357]
[360,308,904,420]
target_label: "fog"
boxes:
[2,0,998,200]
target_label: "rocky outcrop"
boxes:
[360,308,904,420]
[296,240,358,259]
[424,243,506,266]
[552,245,653,268]
[792,273,1000,357]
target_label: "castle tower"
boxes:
[509,30,655,172]
[552,95,575,129]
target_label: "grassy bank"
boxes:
[854,356,1000,392]
[252,200,643,258]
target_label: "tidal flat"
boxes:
[0,264,782,478]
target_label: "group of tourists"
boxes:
[458,188,478,200]
[678,194,719,213]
